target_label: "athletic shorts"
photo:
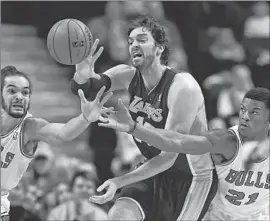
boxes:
[1,194,10,221]
[117,168,218,221]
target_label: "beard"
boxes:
[2,96,29,118]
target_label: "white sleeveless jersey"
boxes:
[1,113,34,192]
[207,125,269,220]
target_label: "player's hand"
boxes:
[75,39,104,82]
[78,86,114,123]
[98,99,135,133]
[89,179,117,204]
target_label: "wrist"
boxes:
[111,177,122,189]
[127,121,137,134]
[74,72,88,84]
[80,113,92,124]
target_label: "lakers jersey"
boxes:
[209,125,269,219]
[128,67,214,176]
[1,113,33,192]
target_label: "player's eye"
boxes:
[240,107,245,112]
[138,38,147,43]
[252,111,258,115]
[128,39,133,45]
[22,90,30,96]
[9,89,16,94]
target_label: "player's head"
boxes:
[127,15,169,69]
[239,87,270,140]
[1,66,32,118]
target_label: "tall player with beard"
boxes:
[0,66,113,221]
[96,87,270,220]
[71,15,217,221]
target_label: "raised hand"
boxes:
[89,179,117,204]
[78,86,114,123]
[75,39,104,82]
[98,99,135,133]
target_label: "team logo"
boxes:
[72,41,84,48]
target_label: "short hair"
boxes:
[70,170,97,190]
[127,15,170,65]
[244,87,270,110]
[1,65,32,93]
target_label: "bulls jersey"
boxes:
[1,113,33,192]
[207,125,269,219]
[128,67,214,176]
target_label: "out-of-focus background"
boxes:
[1,1,269,220]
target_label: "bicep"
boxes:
[104,64,136,91]
[30,118,64,144]
[165,73,202,133]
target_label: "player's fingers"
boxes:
[101,107,115,115]
[98,122,115,129]
[95,86,106,102]
[89,195,106,204]
[78,89,87,103]
[99,115,109,123]
[100,92,113,106]
[89,39,99,57]
[92,46,104,63]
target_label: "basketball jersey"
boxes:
[1,113,33,192]
[128,67,214,176]
[209,125,269,219]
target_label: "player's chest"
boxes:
[128,94,168,128]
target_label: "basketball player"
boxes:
[71,15,217,221]
[1,66,113,221]
[96,87,270,220]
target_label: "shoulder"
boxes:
[24,117,48,140]
[168,72,203,106]
[106,64,136,75]
[201,129,237,158]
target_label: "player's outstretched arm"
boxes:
[70,39,136,98]
[26,87,114,145]
[90,151,178,204]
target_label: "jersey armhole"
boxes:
[215,130,239,167]
[19,117,35,158]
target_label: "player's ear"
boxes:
[156,45,164,56]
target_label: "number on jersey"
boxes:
[225,189,259,206]
[1,146,15,168]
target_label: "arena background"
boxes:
[1,1,269,221]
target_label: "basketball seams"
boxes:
[67,20,73,65]
[52,20,66,63]
[72,19,88,60]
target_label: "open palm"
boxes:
[78,86,114,122]
[76,39,104,80]
[98,99,135,132]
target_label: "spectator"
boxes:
[47,170,107,221]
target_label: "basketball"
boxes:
[47,19,93,65]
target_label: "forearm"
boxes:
[57,114,91,141]
[131,123,210,155]
[70,73,111,98]
[113,152,177,189]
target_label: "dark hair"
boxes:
[244,87,270,110]
[70,170,97,190]
[127,15,170,65]
[1,66,32,93]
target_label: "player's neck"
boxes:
[140,61,166,91]
[242,128,269,143]
[1,110,22,135]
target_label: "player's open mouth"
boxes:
[240,123,248,128]
[12,104,24,109]
[132,52,142,58]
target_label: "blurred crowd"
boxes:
[6,1,269,221]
